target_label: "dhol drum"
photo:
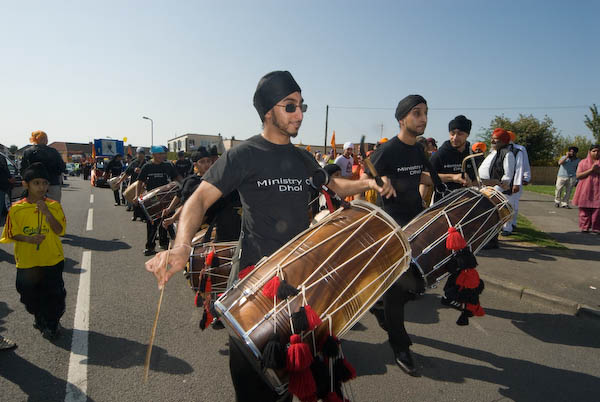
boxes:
[139,182,180,223]
[214,200,411,393]
[187,241,237,296]
[402,186,513,290]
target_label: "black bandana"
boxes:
[448,115,472,134]
[253,71,301,122]
[395,95,427,121]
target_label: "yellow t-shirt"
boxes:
[0,198,66,268]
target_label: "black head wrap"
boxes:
[323,163,341,176]
[568,146,579,154]
[23,162,50,182]
[448,115,472,134]
[395,95,427,121]
[191,147,210,161]
[253,71,301,122]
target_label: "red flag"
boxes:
[330,131,336,158]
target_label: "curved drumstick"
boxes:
[359,135,384,187]
[143,243,170,382]
[461,153,484,188]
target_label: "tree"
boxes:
[477,114,560,166]
[584,104,600,143]
[554,135,593,160]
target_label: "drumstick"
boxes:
[143,244,170,383]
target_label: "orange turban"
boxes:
[507,130,517,142]
[472,142,487,153]
[378,137,388,144]
[492,128,510,144]
[30,130,48,144]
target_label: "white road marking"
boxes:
[89,194,94,204]
[65,250,92,402]
[86,209,93,231]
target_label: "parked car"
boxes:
[1,151,24,202]
[66,162,81,176]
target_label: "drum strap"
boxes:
[420,152,448,195]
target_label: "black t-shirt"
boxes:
[203,135,319,269]
[430,140,474,200]
[106,159,123,177]
[370,136,425,225]
[138,162,179,191]
[126,158,147,182]
[174,158,193,178]
[179,174,203,203]
[21,145,66,185]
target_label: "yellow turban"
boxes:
[30,130,48,144]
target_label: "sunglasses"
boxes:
[276,103,308,113]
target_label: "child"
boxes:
[0,162,67,340]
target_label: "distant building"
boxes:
[49,142,93,162]
[167,133,225,154]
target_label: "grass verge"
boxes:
[501,214,567,249]
[524,184,574,200]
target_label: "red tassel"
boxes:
[446,227,467,250]
[287,369,317,401]
[287,334,313,370]
[304,304,322,330]
[456,268,480,289]
[325,392,344,402]
[342,358,356,380]
[262,276,280,299]
[205,276,212,293]
[238,265,255,280]
[466,303,485,316]
[194,291,200,307]
[205,250,215,267]
[287,334,316,401]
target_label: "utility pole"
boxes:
[380,123,384,139]
[324,105,329,155]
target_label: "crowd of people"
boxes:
[1,70,598,402]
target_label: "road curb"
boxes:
[481,274,600,319]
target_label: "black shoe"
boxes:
[211,319,225,330]
[126,206,132,212]
[131,216,137,221]
[482,239,499,249]
[33,315,46,333]
[159,242,169,250]
[394,349,419,377]
[114,202,120,206]
[144,248,156,256]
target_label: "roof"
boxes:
[167,133,223,142]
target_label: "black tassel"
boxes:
[456,310,473,326]
[276,279,299,300]
[333,358,355,382]
[444,256,459,274]
[291,307,309,334]
[310,357,330,399]
[199,274,207,293]
[262,333,285,369]
[455,248,478,269]
[199,309,208,331]
[322,335,339,358]
[211,255,221,268]
[477,279,485,295]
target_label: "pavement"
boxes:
[477,189,600,318]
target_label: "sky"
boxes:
[1,0,599,149]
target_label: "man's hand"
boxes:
[134,167,141,173]
[592,164,600,174]
[369,176,396,199]
[145,244,192,290]
[162,216,175,229]
[512,185,521,193]
[454,173,471,187]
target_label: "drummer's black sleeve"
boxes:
[137,164,149,183]
[203,148,248,197]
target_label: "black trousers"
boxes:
[15,260,66,330]
[113,189,120,204]
[229,336,292,402]
[146,219,168,249]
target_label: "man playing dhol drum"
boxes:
[367,95,439,377]
[145,70,395,402]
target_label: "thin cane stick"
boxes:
[143,244,170,382]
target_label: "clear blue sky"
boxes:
[1,0,598,149]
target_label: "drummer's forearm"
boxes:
[328,177,370,197]
[438,173,461,183]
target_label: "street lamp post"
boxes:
[142,116,153,146]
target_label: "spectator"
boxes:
[426,137,438,156]
[335,142,354,177]
[572,144,600,233]
[21,131,66,202]
[106,154,124,206]
[555,146,580,208]
[174,151,193,178]
[1,154,13,225]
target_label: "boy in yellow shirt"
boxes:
[1,162,67,340]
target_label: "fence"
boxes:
[530,166,559,185]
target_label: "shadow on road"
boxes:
[51,329,193,375]
[0,247,13,263]
[62,234,131,252]
[479,242,600,263]
[545,231,600,246]
[484,307,600,349]
[413,335,600,402]
[0,301,14,332]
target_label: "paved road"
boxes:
[1,177,599,402]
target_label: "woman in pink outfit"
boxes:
[572,144,600,233]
